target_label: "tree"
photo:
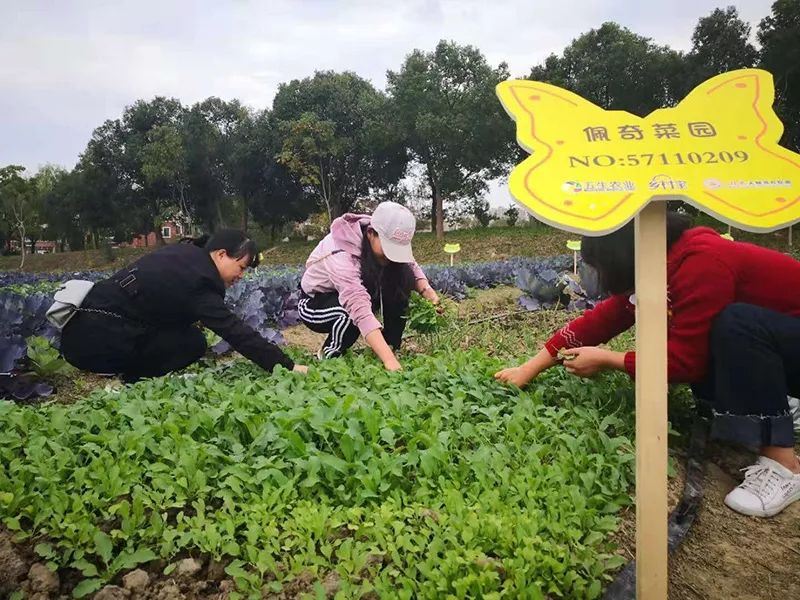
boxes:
[684,7,758,91]
[759,0,800,152]
[0,165,37,268]
[529,23,685,114]
[140,124,192,232]
[387,41,516,239]
[77,118,143,247]
[38,167,84,251]
[28,164,67,251]
[183,97,249,232]
[273,70,408,220]
[230,110,313,237]
[276,112,338,222]
[119,97,187,242]
[505,205,519,227]
[471,198,494,228]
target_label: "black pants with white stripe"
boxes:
[298,291,408,358]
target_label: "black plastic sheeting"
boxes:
[603,415,710,599]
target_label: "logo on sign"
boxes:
[703,178,792,190]
[649,174,687,191]
[562,180,636,193]
[562,181,583,193]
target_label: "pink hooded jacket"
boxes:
[300,213,428,337]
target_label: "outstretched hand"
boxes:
[494,366,534,388]
[559,347,620,378]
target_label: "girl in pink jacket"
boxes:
[299,202,439,371]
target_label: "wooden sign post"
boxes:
[566,240,581,274]
[497,68,800,598]
[634,202,668,597]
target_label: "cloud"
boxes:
[0,0,775,183]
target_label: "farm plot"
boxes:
[0,352,635,599]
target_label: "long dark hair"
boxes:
[581,211,692,295]
[182,229,260,268]
[360,225,416,306]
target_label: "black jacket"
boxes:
[84,243,294,372]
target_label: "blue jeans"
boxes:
[692,303,800,448]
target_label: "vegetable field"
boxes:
[0,258,638,600]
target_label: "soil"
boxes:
[610,442,800,600]
[668,444,800,600]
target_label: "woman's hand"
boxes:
[494,366,534,388]
[560,347,624,377]
[292,364,309,375]
[423,287,440,305]
[365,329,403,372]
[417,279,440,305]
[384,357,403,372]
[494,347,558,388]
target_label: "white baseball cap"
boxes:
[370,201,417,263]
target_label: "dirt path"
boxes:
[668,446,800,600]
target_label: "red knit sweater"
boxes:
[544,227,800,383]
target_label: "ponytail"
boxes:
[203,229,260,268]
[180,234,210,247]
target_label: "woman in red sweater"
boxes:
[495,212,800,517]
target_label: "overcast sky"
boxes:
[0,0,775,207]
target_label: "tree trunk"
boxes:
[18,224,25,270]
[155,222,164,246]
[435,190,444,240]
[430,194,436,233]
[178,184,194,237]
[241,196,249,233]
[318,159,333,223]
[426,166,444,240]
[216,203,225,230]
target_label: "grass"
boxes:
[3,216,797,274]
[0,246,150,274]
[1,226,572,273]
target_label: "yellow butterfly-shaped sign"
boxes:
[497,69,800,235]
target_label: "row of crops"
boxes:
[1,256,598,380]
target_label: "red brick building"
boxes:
[130,220,184,248]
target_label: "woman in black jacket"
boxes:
[60,229,307,381]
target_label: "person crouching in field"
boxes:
[58,229,308,382]
[495,212,800,518]
[299,201,439,371]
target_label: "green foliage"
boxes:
[203,328,222,349]
[758,0,800,152]
[0,165,39,267]
[504,206,520,227]
[387,41,516,237]
[685,6,758,90]
[273,71,408,220]
[405,292,451,334]
[0,352,636,598]
[530,22,684,115]
[26,336,75,377]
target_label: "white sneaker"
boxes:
[724,456,800,517]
